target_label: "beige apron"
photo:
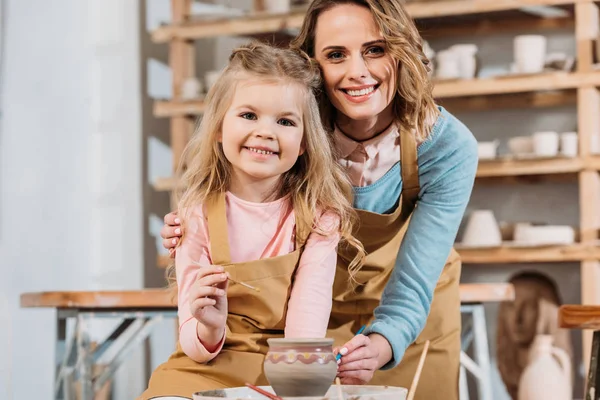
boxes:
[140,194,307,399]
[327,128,462,400]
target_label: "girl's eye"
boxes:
[327,51,344,60]
[278,118,296,127]
[240,112,257,120]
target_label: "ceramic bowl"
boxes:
[193,385,408,399]
[263,338,337,397]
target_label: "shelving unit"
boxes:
[152,0,600,371]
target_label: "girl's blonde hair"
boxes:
[290,0,439,142]
[169,42,365,286]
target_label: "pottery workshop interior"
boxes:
[4,0,600,399]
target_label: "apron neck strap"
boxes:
[399,128,420,222]
[205,192,232,266]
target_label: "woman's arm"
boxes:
[363,112,478,369]
[284,213,340,338]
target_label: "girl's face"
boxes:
[220,77,305,191]
[313,4,397,125]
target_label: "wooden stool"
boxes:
[459,283,515,400]
[20,290,177,400]
[559,305,600,400]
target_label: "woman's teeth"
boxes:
[248,147,274,155]
[346,86,375,97]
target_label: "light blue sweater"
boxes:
[357,107,478,369]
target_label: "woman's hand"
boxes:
[189,265,229,348]
[335,333,392,385]
[335,334,379,384]
[161,211,183,257]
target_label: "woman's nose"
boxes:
[347,55,369,80]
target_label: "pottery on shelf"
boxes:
[263,338,337,398]
[461,210,502,247]
[517,334,572,400]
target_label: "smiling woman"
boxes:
[158,1,478,399]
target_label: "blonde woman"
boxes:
[160,0,478,398]
[140,42,365,399]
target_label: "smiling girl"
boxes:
[139,42,364,399]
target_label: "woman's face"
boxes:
[313,3,397,124]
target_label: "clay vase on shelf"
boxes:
[263,338,337,397]
[517,334,572,400]
[496,272,573,399]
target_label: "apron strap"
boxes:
[399,128,420,223]
[205,192,232,265]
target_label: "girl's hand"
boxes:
[161,211,183,257]
[189,265,229,331]
[335,334,380,385]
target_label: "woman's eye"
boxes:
[366,46,385,55]
[278,118,295,127]
[240,112,257,120]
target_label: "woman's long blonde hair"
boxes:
[171,42,365,284]
[290,0,439,142]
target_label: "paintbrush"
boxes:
[192,261,260,292]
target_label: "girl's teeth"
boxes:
[347,87,375,97]
[248,147,274,155]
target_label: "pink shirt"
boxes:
[333,123,400,187]
[176,192,340,363]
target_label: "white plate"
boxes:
[193,385,407,399]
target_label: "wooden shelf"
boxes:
[477,157,584,177]
[153,74,594,119]
[151,0,585,42]
[153,176,178,192]
[457,243,600,263]
[154,99,206,118]
[433,72,600,99]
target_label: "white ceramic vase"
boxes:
[518,334,571,400]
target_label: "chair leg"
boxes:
[586,330,600,400]
[471,304,493,400]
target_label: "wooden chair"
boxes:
[20,289,177,400]
[559,305,600,400]
[459,283,515,400]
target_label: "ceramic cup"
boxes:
[436,49,460,79]
[449,44,478,79]
[204,70,222,93]
[181,77,203,100]
[461,210,502,247]
[514,35,547,74]
[477,140,499,160]
[560,132,578,158]
[264,0,291,13]
[533,131,559,157]
[263,338,337,397]
[508,136,534,156]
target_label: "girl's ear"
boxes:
[218,131,223,143]
[298,142,306,156]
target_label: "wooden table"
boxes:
[20,289,177,400]
[559,305,600,400]
[20,283,514,400]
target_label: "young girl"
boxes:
[139,42,364,399]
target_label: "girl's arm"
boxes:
[176,207,227,363]
[363,112,478,369]
[284,213,341,338]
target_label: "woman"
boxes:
[159,1,477,398]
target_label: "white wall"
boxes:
[1,1,143,399]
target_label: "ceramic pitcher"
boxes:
[517,334,572,400]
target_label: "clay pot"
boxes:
[263,338,337,397]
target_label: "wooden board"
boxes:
[457,243,600,263]
[559,304,600,329]
[459,283,515,303]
